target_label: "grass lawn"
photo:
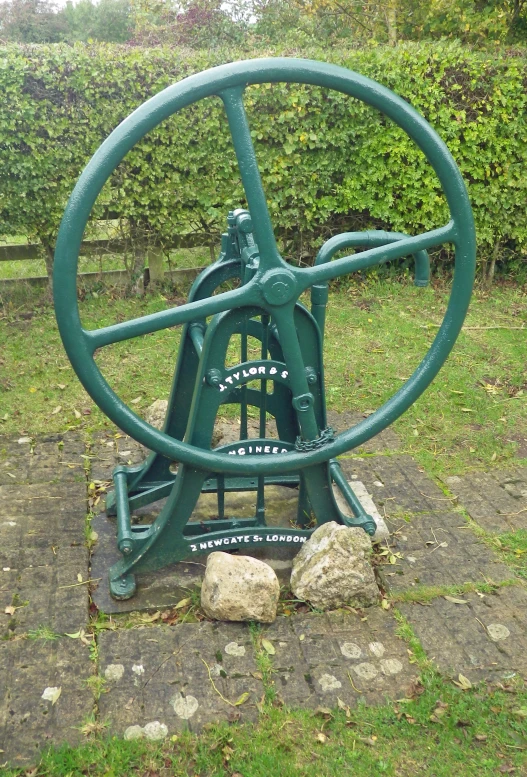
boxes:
[1,277,527,776]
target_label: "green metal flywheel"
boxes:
[53,58,476,599]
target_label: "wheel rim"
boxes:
[53,57,476,475]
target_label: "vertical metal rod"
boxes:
[114,469,134,554]
[240,324,248,440]
[217,474,225,520]
[256,314,269,525]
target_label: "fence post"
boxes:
[147,246,164,286]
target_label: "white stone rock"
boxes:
[143,721,168,740]
[290,522,379,610]
[369,642,386,658]
[353,662,378,681]
[172,694,199,719]
[332,481,390,542]
[201,552,280,623]
[144,399,168,430]
[380,658,403,675]
[340,642,362,659]
[487,623,510,641]
[124,725,144,741]
[104,664,124,682]
[318,673,342,691]
[224,641,246,657]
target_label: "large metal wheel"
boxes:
[53,57,476,475]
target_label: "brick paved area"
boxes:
[0,422,525,766]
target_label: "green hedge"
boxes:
[1,41,526,275]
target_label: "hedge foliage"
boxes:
[1,41,526,273]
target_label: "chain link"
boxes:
[295,425,335,452]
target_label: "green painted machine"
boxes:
[53,59,476,600]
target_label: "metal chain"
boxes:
[295,425,335,452]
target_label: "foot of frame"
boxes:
[110,573,136,600]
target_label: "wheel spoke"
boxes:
[84,284,255,351]
[298,222,456,290]
[219,86,282,270]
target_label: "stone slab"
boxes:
[97,609,417,738]
[377,510,516,593]
[400,585,527,683]
[339,454,453,515]
[444,468,527,533]
[0,435,89,640]
[0,638,94,767]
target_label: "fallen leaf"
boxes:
[315,706,333,718]
[73,409,82,419]
[261,638,275,655]
[82,408,91,415]
[444,596,469,604]
[475,734,487,741]
[174,597,192,609]
[299,634,305,641]
[77,573,83,583]
[381,598,390,610]
[234,692,250,706]
[42,686,61,705]
[316,732,328,743]
[461,408,474,413]
[131,397,142,404]
[65,631,81,639]
[4,605,15,616]
[512,708,527,718]
[89,531,98,543]
[17,437,31,444]
[29,387,37,393]
[454,674,472,690]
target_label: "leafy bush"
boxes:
[1,40,526,278]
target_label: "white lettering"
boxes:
[249,367,257,375]
[233,372,240,381]
[286,536,292,542]
[253,535,262,542]
[243,535,250,543]
[199,542,208,550]
[191,544,197,552]
[293,536,299,543]
[228,450,236,455]
[270,367,277,375]
[281,370,288,379]
[264,446,270,453]
[219,384,226,392]
[299,537,307,543]
[237,536,244,543]
[238,448,245,455]
[271,534,278,542]
[225,376,233,384]
[242,369,250,378]
[213,539,223,546]
[272,446,279,454]
[281,448,288,453]
[256,446,263,453]
[278,535,286,542]
[230,537,237,544]
[207,541,213,549]
[258,366,266,375]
